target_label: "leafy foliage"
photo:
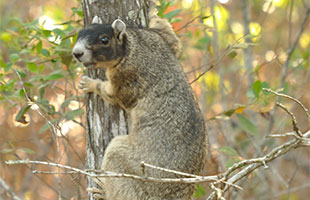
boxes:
[0,0,309,199]
[0,5,83,135]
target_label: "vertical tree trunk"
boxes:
[80,0,150,198]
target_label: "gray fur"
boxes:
[74,16,208,200]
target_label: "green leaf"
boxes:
[252,80,262,98]
[36,41,42,53]
[194,36,211,50]
[64,108,84,120]
[19,88,26,98]
[36,99,56,115]
[60,52,72,66]
[27,62,38,73]
[18,148,35,154]
[24,82,34,87]
[10,53,19,63]
[53,28,65,37]
[41,49,50,57]
[15,105,31,124]
[225,158,239,169]
[45,72,64,81]
[228,51,237,59]
[223,108,236,117]
[72,7,83,17]
[0,59,5,68]
[261,81,270,95]
[236,114,258,136]
[61,97,74,109]
[39,122,51,134]
[4,62,12,72]
[193,184,206,198]
[198,36,211,44]
[170,18,182,23]
[218,146,239,157]
[1,148,14,154]
[164,9,182,20]
[42,30,52,37]
[16,69,26,78]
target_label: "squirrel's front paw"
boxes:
[87,187,106,200]
[79,76,97,93]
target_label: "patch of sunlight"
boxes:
[39,15,63,44]
[204,71,220,91]
[278,50,287,63]
[300,33,310,49]
[224,80,232,94]
[249,22,261,36]
[262,1,276,13]
[271,0,286,7]
[203,5,229,31]
[231,22,244,34]
[292,58,304,68]
[12,113,30,127]
[39,15,62,30]
[252,60,259,68]
[68,100,80,110]
[218,0,230,4]
[265,50,276,62]
[182,0,193,9]
[57,120,80,136]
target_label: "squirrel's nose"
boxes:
[73,52,84,59]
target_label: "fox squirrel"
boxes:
[73,13,207,200]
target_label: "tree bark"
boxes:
[80,0,150,199]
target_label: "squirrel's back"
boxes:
[73,15,207,200]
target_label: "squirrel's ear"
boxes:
[92,16,102,24]
[111,19,126,41]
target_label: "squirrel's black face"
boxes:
[73,19,127,68]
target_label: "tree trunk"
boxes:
[80,0,150,199]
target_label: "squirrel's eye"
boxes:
[101,36,109,45]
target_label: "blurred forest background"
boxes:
[0,0,309,199]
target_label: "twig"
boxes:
[0,177,22,200]
[189,65,214,84]
[175,15,204,32]
[141,161,203,178]
[276,102,302,137]
[263,88,310,118]
[266,8,310,137]
[207,130,310,200]
[281,7,310,87]
[14,69,63,198]
[5,159,243,189]
[33,170,79,174]
[268,131,310,141]
[263,88,310,126]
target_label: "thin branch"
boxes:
[0,177,22,200]
[263,88,310,125]
[276,102,302,137]
[14,69,63,198]
[266,8,310,137]
[207,130,310,200]
[281,7,310,87]
[175,15,204,32]
[141,162,202,178]
[5,159,243,190]
[5,129,309,199]
[189,65,214,84]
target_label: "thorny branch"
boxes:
[4,89,310,200]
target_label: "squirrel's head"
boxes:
[73,18,127,68]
